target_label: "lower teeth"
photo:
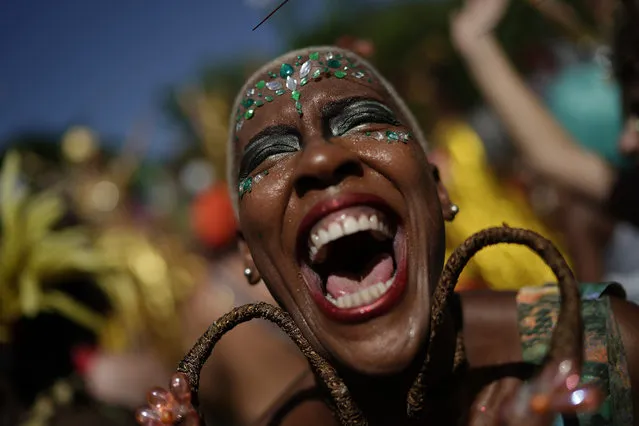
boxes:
[326,276,395,309]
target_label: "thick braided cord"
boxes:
[177,302,366,425]
[179,227,582,425]
[407,226,582,418]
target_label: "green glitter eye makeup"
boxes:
[238,170,269,200]
[234,51,375,134]
[367,130,412,144]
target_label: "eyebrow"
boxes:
[243,124,298,154]
[321,96,389,120]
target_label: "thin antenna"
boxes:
[252,0,290,31]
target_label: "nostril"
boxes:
[295,160,363,196]
[334,160,363,181]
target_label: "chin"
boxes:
[335,316,428,376]
[293,192,430,376]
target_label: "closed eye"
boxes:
[328,100,400,136]
[239,131,300,181]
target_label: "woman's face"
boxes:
[233,53,450,375]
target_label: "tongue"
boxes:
[325,253,394,299]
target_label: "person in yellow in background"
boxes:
[334,35,571,292]
[429,119,572,291]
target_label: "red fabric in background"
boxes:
[191,184,237,249]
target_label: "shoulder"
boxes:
[458,290,523,367]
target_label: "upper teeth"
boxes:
[308,214,393,262]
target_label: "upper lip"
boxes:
[296,192,397,260]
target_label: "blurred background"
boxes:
[0,0,633,425]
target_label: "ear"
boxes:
[238,232,261,285]
[431,165,457,222]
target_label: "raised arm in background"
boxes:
[450,0,616,203]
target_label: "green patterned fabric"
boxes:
[517,283,632,426]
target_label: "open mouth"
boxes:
[297,195,408,322]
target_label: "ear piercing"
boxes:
[243,268,253,280]
[450,204,460,220]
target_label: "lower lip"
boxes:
[309,229,408,323]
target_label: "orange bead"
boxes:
[148,387,174,410]
[170,373,191,403]
[159,410,174,424]
[530,394,551,414]
[136,408,160,423]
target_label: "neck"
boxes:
[341,358,422,424]
[328,303,464,425]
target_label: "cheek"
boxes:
[238,168,292,247]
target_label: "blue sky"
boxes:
[0,0,325,158]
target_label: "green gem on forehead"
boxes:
[280,63,294,78]
[244,109,255,119]
[255,100,264,107]
[365,132,371,136]
[300,77,309,86]
[334,70,347,78]
[295,61,300,66]
[327,59,341,68]
[275,89,285,96]
[297,55,303,60]
[291,90,300,100]
[265,96,274,102]
[312,69,322,79]
[256,80,266,89]
[268,71,277,78]
[309,52,319,60]
[239,177,253,199]
[242,98,255,108]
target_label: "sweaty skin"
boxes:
[137,48,639,425]
[230,50,639,425]
[235,71,447,377]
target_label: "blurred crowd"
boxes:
[1,0,638,425]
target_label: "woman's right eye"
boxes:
[239,136,300,180]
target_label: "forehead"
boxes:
[232,51,395,151]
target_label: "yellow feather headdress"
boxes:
[0,151,108,343]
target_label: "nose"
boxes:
[293,139,363,197]
[618,116,639,157]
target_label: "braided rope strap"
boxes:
[407,226,583,418]
[177,302,366,425]
[177,226,581,425]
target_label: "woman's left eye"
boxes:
[336,112,400,136]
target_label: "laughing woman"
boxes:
[136,47,639,426]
